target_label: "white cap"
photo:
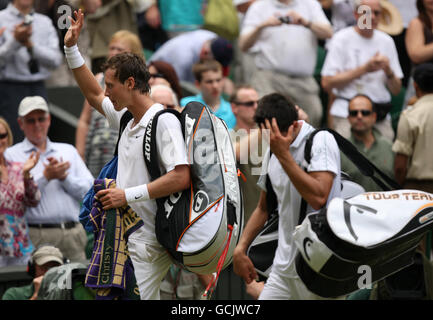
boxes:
[33,245,64,266]
[18,96,49,117]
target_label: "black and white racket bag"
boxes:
[247,174,365,280]
[293,190,433,298]
[247,129,404,290]
[143,101,244,288]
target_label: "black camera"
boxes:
[28,58,39,74]
[279,16,292,24]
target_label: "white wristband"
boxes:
[125,184,150,204]
[64,45,85,69]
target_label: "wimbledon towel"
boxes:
[85,178,143,300]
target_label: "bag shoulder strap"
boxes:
[114,110,133,156]
[304,128,401,191]
[142,108,181,181]
[264,151,308,224]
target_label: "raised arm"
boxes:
[264,119,335,210]
[64,10,106,115]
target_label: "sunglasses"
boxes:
[348,110,373,117]
[233,100,258,107]
[150,73,165,79]
[0,132,8,139]
[24,116,48,125]
[24,117,47,125]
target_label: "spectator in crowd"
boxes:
[36,0,93,87]
[232,0,257,84]
[238,0,333,128]
[328,0,357,33]
[148,60,183,102]
[137,0,206,52]
[149,29,234,87]
[75,29,144,177]
[85,0,147,74]
[150,84,180,111]
[321,0,403,141]
[0,0,63,142]
[2,245,63,300]
[393,63,433,193]
[180,59,236,129]
[404,0,433,109]
[233,93,341,299]
[340,94,395,192]
[5,96,93,262]
[229,84,262,223]
[387,0,418,88]
[135,0,167,52]
[146,0,205,39]
[406,0,433,66]
[0,117,40,267]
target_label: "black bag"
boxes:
[374,250,433,300]
[295,190,433,298]
[291,131,433,299]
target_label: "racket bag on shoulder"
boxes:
[293,190,433,298]
[247,173,365,280]
[246,128,368,280]
[143,101,244,285]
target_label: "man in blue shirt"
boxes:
[5,96,93,262]
[180,59,236,129]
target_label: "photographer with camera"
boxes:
[0,0,62,142]
[2,245,64,300]
[238,0,333,128]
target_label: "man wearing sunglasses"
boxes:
[4,96,94,262]
[321,0,403,142]
[340,94,395,191]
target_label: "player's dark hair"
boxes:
[254,93,299,133]
[102,52,151,94]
